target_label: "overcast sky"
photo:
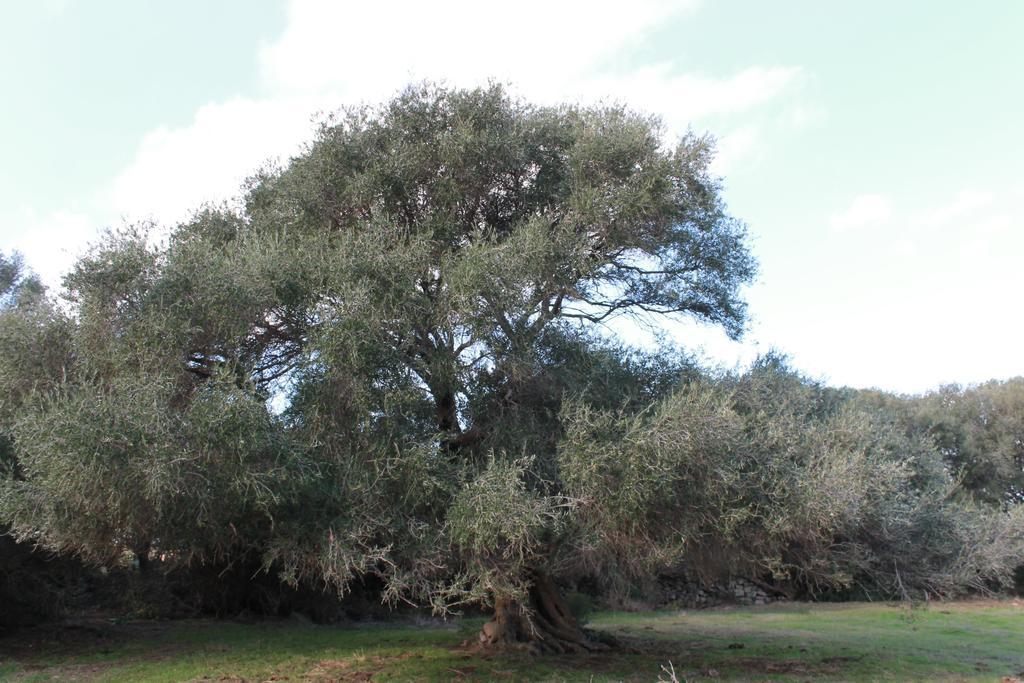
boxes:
[2,0,1021,394]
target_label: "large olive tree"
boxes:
[247,83,754,648]
[2,84,756,650]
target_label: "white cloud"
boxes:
[830,187,1014,241]
[780,104,826,129]
[39,0,73,16]
[829,194,892,232]
[796,183,1024,392]
[109,96,333,225]
[259,0,700,98]
[2,208,94,287]
[258,0,799,136]
[710,125,761,175]
[575,65,800,137]
[103,0,803,228]
[909,189,995,231]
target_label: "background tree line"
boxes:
[1,85,1021,649]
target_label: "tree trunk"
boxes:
[478,571,610,654]
[134,540,151,574]
[434,390,459,434]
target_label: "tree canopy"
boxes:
[1,84,1021,648]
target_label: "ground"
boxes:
[1,600,1023,682]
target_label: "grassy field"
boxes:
[2,600,1023,681]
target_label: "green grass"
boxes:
[2,600,1023,681]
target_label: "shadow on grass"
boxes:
[2,601,1023,681]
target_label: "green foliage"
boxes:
[0,83,1020,625]
[914,380,1024,505]
[2,371,308,565]
[558,356,1024,599]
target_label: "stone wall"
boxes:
[658,576,786,609]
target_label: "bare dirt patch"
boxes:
[303,659,376,681]
[302,652,418,682]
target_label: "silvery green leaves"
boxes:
[0,83,760,617]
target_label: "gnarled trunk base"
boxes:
[478,573,610,654]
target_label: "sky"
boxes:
[1,0,1021,394]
